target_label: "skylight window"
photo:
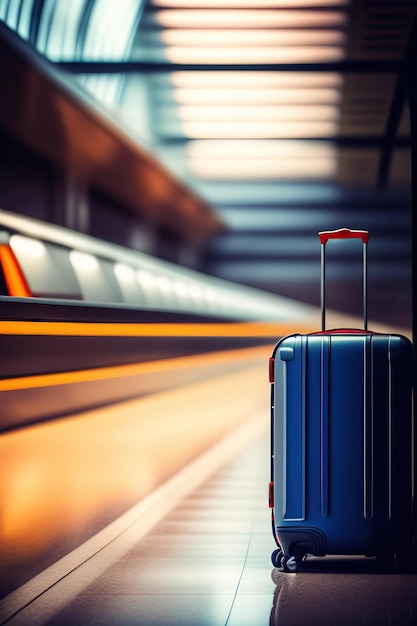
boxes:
[168,71,343,140]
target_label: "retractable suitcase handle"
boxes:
[318,228,369,331]
[319,228,369,245]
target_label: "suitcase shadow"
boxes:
[270,557,417,626]
[277,554,413,574]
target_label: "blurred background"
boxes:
[1,1,417,618]
[1,0,415,331]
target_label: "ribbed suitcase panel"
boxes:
[276,336,306,522]
[320,336,330,518]
[272,332,413,558]
[364,335,373,520]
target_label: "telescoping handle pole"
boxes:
[318,228,369,332]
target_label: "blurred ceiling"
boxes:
[0,0,416,328]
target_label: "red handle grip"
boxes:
[318,228,369,245]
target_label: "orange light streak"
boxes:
[0,320,315,338]
[0,345,274,392]
[0,245,31,297]
[0,366,268,571]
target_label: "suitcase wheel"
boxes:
[271,548,283,568]
[282,555,300,572]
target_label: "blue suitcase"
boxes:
[269,228,414,572]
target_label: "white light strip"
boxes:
[186,139,337,159]
[180,121,339,138]
[114,263,136,283]
[160,29,346,47]
[173,87,342,105]
[170,71,343,89]
[178,104,340,122]
[186,141,338,180]
[10,235,47,259]
[188,158,337,179]
[152,0,348,6]
[155,9,348,29]
[164,46,345,64]
[69,250,99,272]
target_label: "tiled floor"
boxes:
[2,422,417,626]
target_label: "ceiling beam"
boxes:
[0,23,225,244]
[54,60,403,74]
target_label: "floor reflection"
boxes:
[0,362,268,598]
[270,556,417,626]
